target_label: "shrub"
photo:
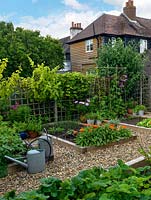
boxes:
[8,105,31,123]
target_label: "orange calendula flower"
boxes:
[121,125,127,129]
[109,124,115,129]
[93,125,99,128]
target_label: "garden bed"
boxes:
[126,156,149,168]
[49,134,137,153]
[119,122,151,134]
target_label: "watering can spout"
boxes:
[5,155,28,168]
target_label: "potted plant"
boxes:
[85,112,97,125]
[96,111,103,125]
[134,105,146,116]
[27,117,42,138]
[126,99,136,114]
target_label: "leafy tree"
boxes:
[97,38,144,76]
[0,21,64,77]
[97,38,146,99]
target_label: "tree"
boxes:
[97,38,146,98]
[97,38,144,76]
[0,22,64,77]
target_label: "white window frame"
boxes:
[85,39,93,52]
[140,39,147,53]
[111,37,116,46]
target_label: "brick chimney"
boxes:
[123,0,136,20]
[70,22,83,39]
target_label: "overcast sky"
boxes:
[0,0,151,39]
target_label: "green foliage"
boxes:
[48,121,80,135]
[0,163,8,178]
[97,76,126,119]
[134,105,146,113]
[13,121,28,133]
[29,64,63,101]
[139,146,151,164]
[39,177,62,199]
[1,161,151,199]
[49,127,65,134]
[97,38,145,98]
[137,118,151,128]
[8,105,31,123]
[26,116,42,133]
[0,97,9,118]
[0,22,64,77]
[0,123,26,167]
[75,124,132,147]
[16,190,48,200]
[97,38,144,76]
[85,112,98,120]
[60,72,92,100]
[0,59,93,103]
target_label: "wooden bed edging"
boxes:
[50,134,137,154]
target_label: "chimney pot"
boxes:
[70,22,83,39]
[123,0,136,20]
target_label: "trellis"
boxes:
[1,69,150,123]
[89,67,150,109]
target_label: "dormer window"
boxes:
[140,39,147,53]
[85,39,93,52]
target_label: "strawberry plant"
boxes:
[1,160,151,199]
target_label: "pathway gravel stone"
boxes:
[0,131,151,196]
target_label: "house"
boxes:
[60,22,83,72]
[67,0,151,73]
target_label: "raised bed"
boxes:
[119,122,151,134]
[49,134,137,153]
[126,156,149,168]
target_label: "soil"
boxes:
[49,124,84,143]
[121,117,143,125]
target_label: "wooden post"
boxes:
[140,75,143,105]
[148,76,151,109]
[54,100,58,122]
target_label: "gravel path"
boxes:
[0,131,151,196]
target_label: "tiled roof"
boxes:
[68,13,151,44]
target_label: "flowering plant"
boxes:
[75,99,90,115]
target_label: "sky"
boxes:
[0,0,151,39]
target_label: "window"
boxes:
[85,39,93,52]
[140,39,147,53]
[111,37,116,46]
